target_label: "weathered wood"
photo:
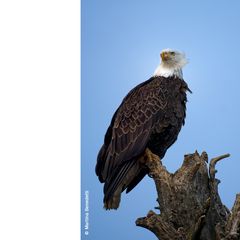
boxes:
[136,150,240,240]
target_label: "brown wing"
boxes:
[96,77,168,184]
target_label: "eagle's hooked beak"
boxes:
[160,52,169,61]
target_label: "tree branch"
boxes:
[136,151,239,240]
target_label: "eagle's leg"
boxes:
[143,148,162,178]
[144,148,161,163]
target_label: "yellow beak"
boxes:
[161,52,169,61]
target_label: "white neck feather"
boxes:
[153,64,183,79]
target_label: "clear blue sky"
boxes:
[82,1,240,239]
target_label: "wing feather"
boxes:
[97,77,168,182]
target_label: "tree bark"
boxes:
[136,150,240,240]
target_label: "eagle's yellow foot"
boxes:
[144,148,161,178]
[144,148,160,163]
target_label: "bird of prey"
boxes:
[96,49,191,209]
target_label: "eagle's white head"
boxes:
[153,49,188,79]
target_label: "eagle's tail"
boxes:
[103,158,147,210]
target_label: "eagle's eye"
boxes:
[170,52,175,55]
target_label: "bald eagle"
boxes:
[96,49,191,209]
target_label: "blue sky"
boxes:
[82,1,240,239]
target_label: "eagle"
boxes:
[96,49,191,209]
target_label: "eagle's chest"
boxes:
[153,82,187,131]
[147,84,187,158]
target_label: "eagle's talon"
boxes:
[148,173,154,178]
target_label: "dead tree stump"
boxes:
[136,151,240,240]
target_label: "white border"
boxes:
[0,1,80,239]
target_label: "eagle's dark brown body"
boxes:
[96,76,190,209]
